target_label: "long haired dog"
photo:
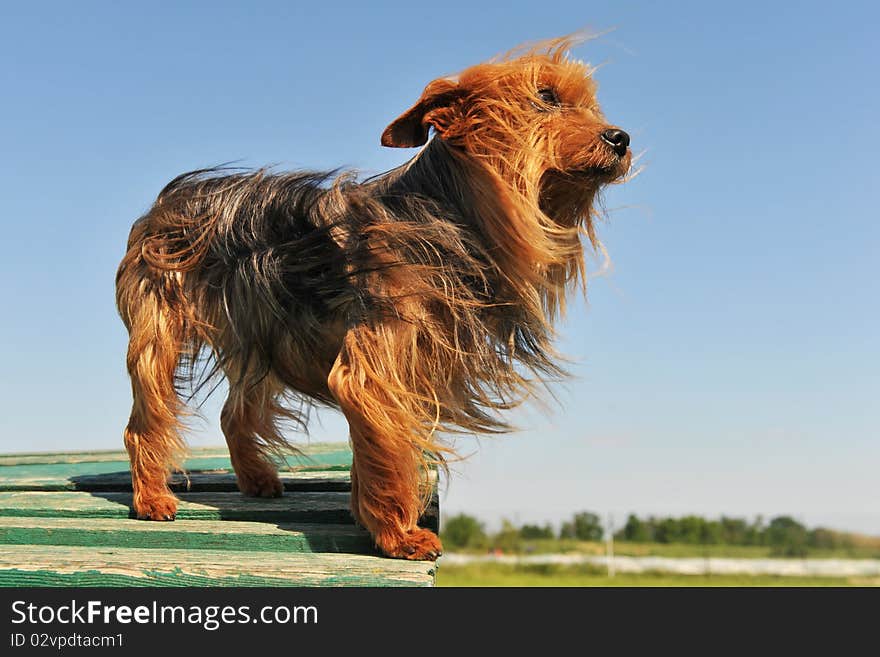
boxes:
[116,37,631,560]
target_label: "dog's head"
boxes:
[382,36,631,221]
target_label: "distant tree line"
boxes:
[616,514,839,556]
[442,511,864,557]
[442,512,604,552]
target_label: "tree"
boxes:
[720,516,749,545]
[746,515,765,546]
[654,517,680,544]
[520,524,554,540]
[809,527,851,551]
[491,519,522,552]
[765,516,809,557]
[442,513,487,550]
[619,514,652,542]
[700,520,723,545]
[559,512,604,542]
[678,516,706,544]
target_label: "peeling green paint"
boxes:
[0,444,437,587]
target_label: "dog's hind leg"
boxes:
[220,376,285,498]
[120,291,187,521]
[328,327,442,561]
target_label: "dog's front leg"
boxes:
[327,326,442,561]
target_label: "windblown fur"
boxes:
[116,36,632,559]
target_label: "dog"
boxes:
[115,36,631,560]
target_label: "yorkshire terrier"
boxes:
[116,37,632,560]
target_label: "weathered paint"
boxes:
[0,443,438,586]
[0,469,353,492]
[0,545,436,587]
[0,442,352,466]
[0,490,356,522]
[0,443,353,479]
[0,491,439,532]
[0,517,375,553]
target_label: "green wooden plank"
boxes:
[0,545,435,587]
[0,442,352,469]
[0,491,353,523]
[0,458,231,481]
[0,491,440,531]
[0,469,352,492]
[0,517,373,553]
[0,447,227,466]
[0,458,353,482]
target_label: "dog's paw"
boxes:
[237,470,284,498]
[134,494,178,521]
[377,528,443,561]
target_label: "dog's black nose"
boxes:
[601,128,630,157]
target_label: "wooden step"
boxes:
[0,443,351,467]
[0,517,374,553]
[0,544,436,587]
[0,489,438,532]
[0,443,438,586]
[0,469,352,492]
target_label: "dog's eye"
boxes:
[537,87,561,107]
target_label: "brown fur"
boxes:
[115,36,632,560]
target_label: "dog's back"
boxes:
[117,169,357,399]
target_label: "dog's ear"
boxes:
[382,78,465,148]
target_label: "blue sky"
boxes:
[0,1,877,533]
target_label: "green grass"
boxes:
[610,541,880,559]
[460,538,880,560]
[435,563,875,587]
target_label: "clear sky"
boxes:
[0,1,877,534]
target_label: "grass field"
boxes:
[435,563,877,587]
[467,538,880,560]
